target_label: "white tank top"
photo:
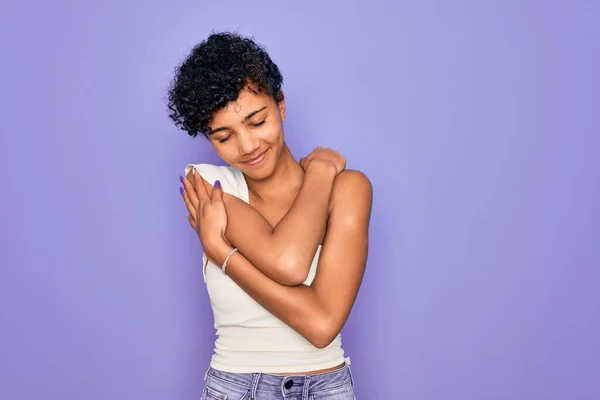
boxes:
[184,163,346,373]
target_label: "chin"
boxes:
[240,160,277,181]
[244,167,273,181]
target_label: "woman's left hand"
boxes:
[181,171,232,265]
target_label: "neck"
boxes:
[245,144,304,200]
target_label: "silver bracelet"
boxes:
[222,248,238,274]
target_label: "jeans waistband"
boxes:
[205,358,354,395]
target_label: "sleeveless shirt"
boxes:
[184,163,346,373]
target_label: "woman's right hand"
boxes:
[299,146,346,176]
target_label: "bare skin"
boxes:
[182,87,348,285]
[184,149,344,284]
[181,87,373,375]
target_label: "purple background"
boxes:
[1,1,599,399]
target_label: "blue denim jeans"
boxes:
[201,362,356,399]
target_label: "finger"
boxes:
[337,153,346,170]
[304,151,317,162]
[310,146,322,155]
[182,177,199,210]
[211,180,224,203]
[301,153,314,169]
[182,188,197,219]
[187,213,197,230]
[192,168,210,204]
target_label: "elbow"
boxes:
[283,269,309,286]
[310,336,336,350]
[307,319,339,349]
[276,253,310,286]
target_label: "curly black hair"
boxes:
[167,32,284,138]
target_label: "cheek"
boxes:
[213,144,237,163]
[263,122,283,143]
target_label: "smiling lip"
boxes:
[244,149,268,165]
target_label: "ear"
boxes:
[277,90,286,122]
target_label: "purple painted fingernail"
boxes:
[179,187,184,195]
[179,175,184,183]
[214,180,221,189]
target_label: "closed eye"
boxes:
[250,119,266,128]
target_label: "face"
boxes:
[207,87,286,180]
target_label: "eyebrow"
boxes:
[209,106,268,135]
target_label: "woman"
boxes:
[169,32,372,399]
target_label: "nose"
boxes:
[238,129,260,156]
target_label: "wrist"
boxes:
[305,161,337,180]
[205,239,234,266]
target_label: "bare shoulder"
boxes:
[330,169,373,220]
[334,169,371,188]
[333,169,372,199]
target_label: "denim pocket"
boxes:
[201,385,227,400]
[309,381,356,400]
[201,380,250,400]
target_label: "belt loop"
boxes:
[203,367,210,381]
[250,372,261,399]
[302,375,311,400]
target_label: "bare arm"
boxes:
[183,148,345,285]
[208,170,373,348]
